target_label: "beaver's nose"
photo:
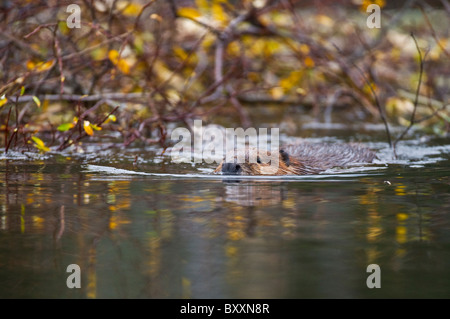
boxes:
[221,162,242,175]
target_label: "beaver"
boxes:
[214,143,376,175]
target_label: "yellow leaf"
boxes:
[26,60,35,70]
[26,60,55,72]
[279,70,303,91]
[177,7,201,19]
[0,96,7,108]
[32,96,41,107]
[263,39,281,57]
[212,3,228,24]
[42,99,49,111]
[226,41,240,56]
[299,44,310,55]
[196,0,210,11]
[316,14,333,27]
[108,50,119,63]
[304,56,315,68]
[108,50,131,74]
[173,46,189,61]
[150,13,162,22]
[36,60,55,72]
[361,0,386,12]
[31,136,45,148]
[104,114,117,124]
[31,136,50,152]
[201,34,216,49]
[84,121,94,136]
[296,87,307,96]
[270,87,284,100]
[363,82,377,95]
[122,2,143,17]
[117,59,130,74]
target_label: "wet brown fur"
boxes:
[214,143,376,175]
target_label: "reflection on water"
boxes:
[0,158,450,298]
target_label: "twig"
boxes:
[397,89,447,109]
[440,0,450,16]
[333,43,393,149]
[52,26,65,95]
[0,32,45,59]
[4,106,12,152]
[57,105,119,151]
[16,92,151,103]
[23,23,57,38]
[394,33,425,146]
[5,129,18,154]
[132,0,157,30]
[98,106,120,128]
[60,33,129,62]
[229,93,252,128]
[419,6,450,58]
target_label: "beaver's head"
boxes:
[214,147,295,175]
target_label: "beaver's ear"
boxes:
[279,149,290,166]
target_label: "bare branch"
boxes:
[394,33,426,145]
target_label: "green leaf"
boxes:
[32,96,41,107]
[90,124,102,131]
[57,123,74,131]
[20,86,25,96]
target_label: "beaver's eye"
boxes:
[257,157,261,164]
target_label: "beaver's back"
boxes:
[284,143,376,174]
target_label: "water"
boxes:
[0,133,449,298]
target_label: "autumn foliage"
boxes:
[0,0,449,153]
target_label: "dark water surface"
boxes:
[1,135,449,299]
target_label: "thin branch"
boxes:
[4,106,12,152]
[52,26,65,95]
[394,33,425,145]
[57,105,119,151]
[419,6,450,58]
[16,92,151,103]
[23,23,57,39]
[333,43,393,149]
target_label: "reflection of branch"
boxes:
[394,33,425,147]
[55,205,65,242]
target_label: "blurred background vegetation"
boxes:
[0,0,449,153]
